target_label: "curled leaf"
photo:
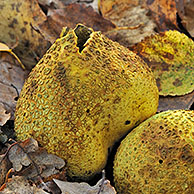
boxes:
[0,43,25,70]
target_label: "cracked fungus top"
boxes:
[114,110,194,194]
[15,24,158,180]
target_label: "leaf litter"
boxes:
[0,138,115,193]
[177,0,194,38]
[0,0,50,70]
[99,0,157,48]
[0,0,194,193]
[0,51,29,121]
[37,3,115,43]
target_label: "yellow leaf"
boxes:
[0,0,50,70]
[0,42,25,70]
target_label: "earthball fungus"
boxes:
[114,110,194,194]
[14,24,158,180]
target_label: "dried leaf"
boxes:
[0,0,50,70]
[0,43,11,51]
[99,0,156,48]
[38,0,65,9]
[132,30,194,96]
[158,90,194,112]
[0,176,47,194]
[53,178,116,194]
[146,0,178,31]
[0,52,28,120]
[0,104,10,126]
[38,3,115,43]
[99,0,142,17]
[0,155,12,187]
[0,130,8,144]
[0,43,25,70]
[8,138,66,181]
[177,0,194,37]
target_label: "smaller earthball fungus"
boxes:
[114,110,194,194]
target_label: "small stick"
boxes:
[97,169,106,194]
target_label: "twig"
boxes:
[97,169,106,194]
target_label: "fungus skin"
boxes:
[15,24,158,180]
[114,110,194,194]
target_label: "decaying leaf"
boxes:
[158,90,194,112]
[38,3,115,43]
[0,176,47,194]
[38,0,65,9]
[177,0,194,37]
[99,0,141,17]
[132,30,194,96]
[0,155,12,187]
[53,178,116,194]
[38,0,99,12]
[0,104,10,126]
[0,0,50,70]
[0,52,28,120]
[99,0,156,48]
[8,138,66,182]
[146,0,178,31]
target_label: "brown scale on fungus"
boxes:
[15,24,158,181]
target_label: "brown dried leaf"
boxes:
[146,0,178,31]
[8,138,66,182]
[158,90,194,112]
[0,155,12,187]
[38,0,65,9]
[38,3,115,43]
[0,176,47,194]
[177,0,194,37]
[99,0,142,17]
[0,0,50,70]
[0,104,10,126]
[99,0,156,48]
[0,52,28,120]
[53,178,116,194]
